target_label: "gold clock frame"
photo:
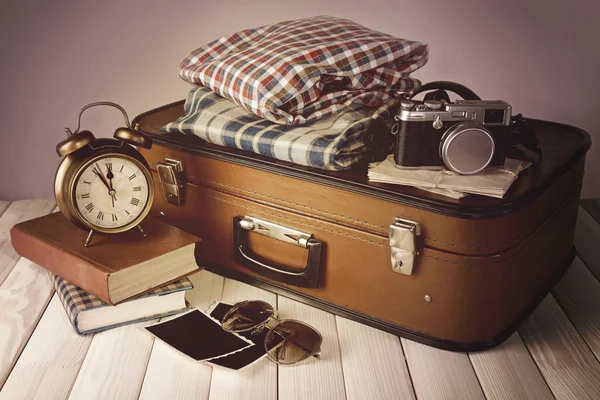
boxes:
[55,139,155,244]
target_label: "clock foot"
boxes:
[84,230,95,247]
[136,225,147,237]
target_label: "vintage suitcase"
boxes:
[132,101,591,351]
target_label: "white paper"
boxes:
[368,156,531,199]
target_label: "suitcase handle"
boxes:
[233,216,323,288]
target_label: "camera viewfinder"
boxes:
[484,109,505,124]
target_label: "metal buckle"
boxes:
[238,216,313,248]
[389,218,421,275]
[157,158,184,205]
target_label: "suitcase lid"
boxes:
[132,100,591,219]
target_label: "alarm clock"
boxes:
[54,102,154,247]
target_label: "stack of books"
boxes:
[10,212,202,335]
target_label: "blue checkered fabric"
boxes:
[162,86,398,170]
[51,273,193,335]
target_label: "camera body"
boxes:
[394,98,512,175]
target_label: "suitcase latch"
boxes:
[157,158,184,205]
[389,218,421,275]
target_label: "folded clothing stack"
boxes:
[163,15,429,170]
[163,86,399,170]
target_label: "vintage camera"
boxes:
[393,82,512,175]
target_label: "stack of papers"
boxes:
[368,156,532,199]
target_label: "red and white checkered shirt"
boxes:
[178,16,429,125]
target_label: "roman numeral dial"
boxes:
[74,155,151,231]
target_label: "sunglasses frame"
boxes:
[222,300,323,365]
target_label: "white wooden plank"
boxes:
[139,270,225,400]
[139,339,213,400]
[185,270,226,311]
[519,294,600,399]
[0,201,9,218]
[0,294,93,400]
[552,256,600,362]
[71,271,225,400]
[68,321,155,400]
[0,258,55,388]
[401,338,485,400]
[468,332,554,400]
[0,199,56,285]
[0,200,56,235]
[208,278,277,400]
[575,206,600,279]
[277,296,346,400]
[0,204,60,390]
[335,316,415,400]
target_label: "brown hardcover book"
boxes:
[10,212,202,305]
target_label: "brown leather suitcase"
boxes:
[132,100,591,351]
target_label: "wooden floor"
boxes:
[1,199,600,400]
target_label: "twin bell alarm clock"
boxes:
[54,102,154,246]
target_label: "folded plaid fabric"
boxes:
[177,15,428,125]
[162,86,398,170]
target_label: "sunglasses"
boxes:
[221,300,323,365]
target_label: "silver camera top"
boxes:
[395,99,512,127]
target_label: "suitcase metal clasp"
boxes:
[389,218,421,275]
[157,158,184,205]
[238,216,313,248]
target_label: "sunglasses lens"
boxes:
[265,320,322,365]
[222,300,275,332]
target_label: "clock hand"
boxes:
[92,168,111,191]
[106,165,114,180]
[95,163,112,189]
[94,163,117,202]
[106,165,117,205]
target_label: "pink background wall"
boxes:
[1,0,597,200]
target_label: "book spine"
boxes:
[10,224,113,304]
[80,307,191,335]
[51,275,83,335]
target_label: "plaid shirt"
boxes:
[178,15,428,125]
[162,86,398,170]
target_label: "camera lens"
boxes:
[440,122,495,175]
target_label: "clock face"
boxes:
[73,155,151,230]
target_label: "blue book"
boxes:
[52,273,193,335]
